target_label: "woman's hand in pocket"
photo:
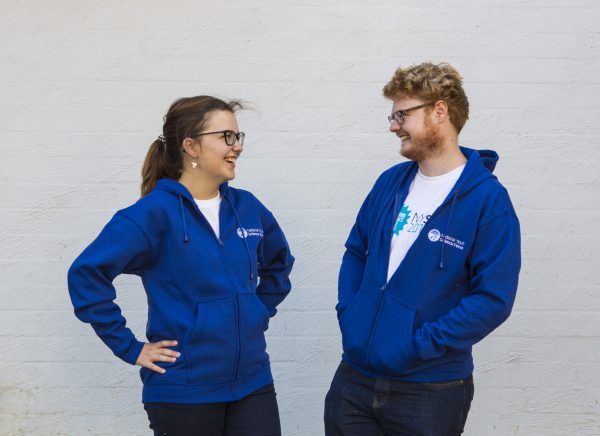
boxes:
[135,340,180,374]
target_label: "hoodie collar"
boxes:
[154,178,230,201]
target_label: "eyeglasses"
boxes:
[387,102,434,126]
[191,130,245,146]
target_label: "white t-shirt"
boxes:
[195,193,222,239]
[386,165,465,281]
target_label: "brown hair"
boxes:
[141,96,242,196]
[382,62,469,133]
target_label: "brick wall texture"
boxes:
[1,1,599,434]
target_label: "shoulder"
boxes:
[475,178,519,224]
[115,191,171,236]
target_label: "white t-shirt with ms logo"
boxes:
[387,165,464,282]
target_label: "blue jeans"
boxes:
[324,362,474,436]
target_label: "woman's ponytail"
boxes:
[141,137,168,197]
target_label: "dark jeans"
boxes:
[324,362,474,436]
[144,383,281,436]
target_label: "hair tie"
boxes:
[157,134,167,152]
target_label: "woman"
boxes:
[68,96,294,435]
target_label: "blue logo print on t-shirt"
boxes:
[393,205,411,235]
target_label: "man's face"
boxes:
[389,97,443,162]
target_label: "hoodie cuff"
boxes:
[121,340,145,366]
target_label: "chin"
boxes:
[399,144,413,159]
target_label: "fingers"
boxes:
[158,340,178,348]
[146,362,167,374]
[135,340,181,374]
[152,350,180,363]
[152,340,181,362]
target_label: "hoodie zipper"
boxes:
[184,196,242,400]
[363,192,403,368]
[364,283,386,364]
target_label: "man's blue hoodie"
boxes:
[68,179,294,403]
[337,147,520,381]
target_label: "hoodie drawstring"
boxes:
[179,195,189,243]
[224,194,255,280]
[439,192,458,269]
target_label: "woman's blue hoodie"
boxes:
[337,147,520,381]
[68,179,294,403]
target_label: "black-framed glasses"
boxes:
[387,102,434,125]
[192,130,245,146]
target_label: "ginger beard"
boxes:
[399,115,444,162]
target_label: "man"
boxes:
[324,62,521,435]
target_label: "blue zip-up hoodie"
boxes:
[68,179,294,403]
[337,147,520,381]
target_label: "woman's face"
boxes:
[193,110,243,184]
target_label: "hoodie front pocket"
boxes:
[368,294,416,376]
[236,293,270,380]
[339,288,380,368]
[186,298,236,385]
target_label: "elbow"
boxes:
[488,297,514,329]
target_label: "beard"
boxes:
[399,117,444,162]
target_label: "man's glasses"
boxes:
[387,102,434,126]
[192,130,245,146]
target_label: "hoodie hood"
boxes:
[154,178,230,201]
[435,147,499,269]
[453,147,498,197]
[153,178,232,244]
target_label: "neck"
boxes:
[418,141,466,177]
[179,172,220,200]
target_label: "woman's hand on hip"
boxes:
[135,340,180,374]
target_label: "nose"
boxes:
[389,119,401,132]
[232,141,243,153]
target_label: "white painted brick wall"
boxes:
[1,1,599,434]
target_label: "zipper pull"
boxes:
[380,283,388,292]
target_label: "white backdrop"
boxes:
[1,1,599,434]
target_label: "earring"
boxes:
[191,161,198,169]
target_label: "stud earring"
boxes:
[191,161,198,169]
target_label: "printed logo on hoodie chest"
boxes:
[237,227,264,239]
[427,229,465,251]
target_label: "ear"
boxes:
[181,137,199,158]
[432,100,449,123]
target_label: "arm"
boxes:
[412,205,521,361]
[67,212,152,365]
[336,191,373,318]
[256,204,294,317]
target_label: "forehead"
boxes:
[391,96,426,112]
[204,110,239,129]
